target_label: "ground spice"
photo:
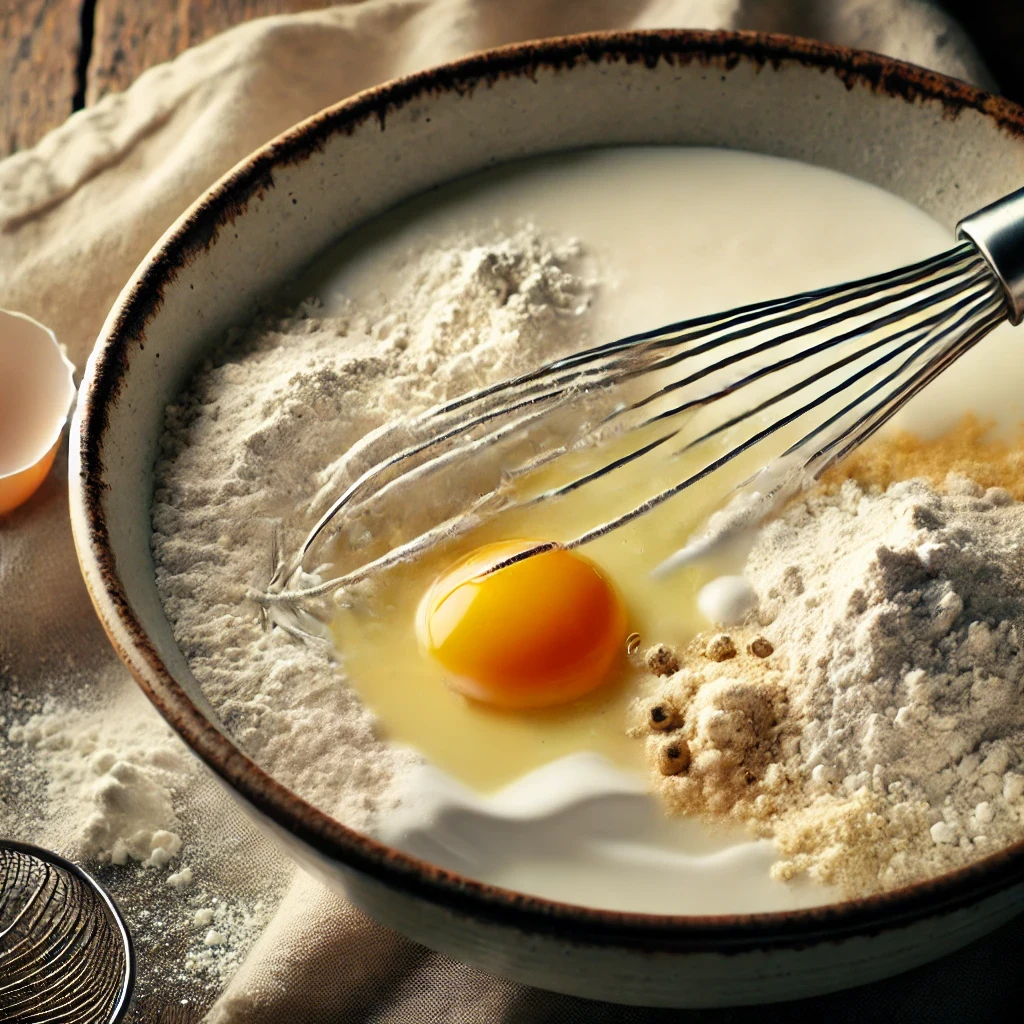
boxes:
[823,414,1024,498]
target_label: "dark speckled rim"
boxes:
[75,30,1024,952]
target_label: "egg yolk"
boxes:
[416,539,628,709]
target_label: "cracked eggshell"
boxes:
[0,309,76,514]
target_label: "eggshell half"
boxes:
[0,309,76,514]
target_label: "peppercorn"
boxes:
[704,633,738,662]
[644,643,680,677]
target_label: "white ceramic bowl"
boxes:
[71,31,1024,1006]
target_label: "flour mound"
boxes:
[151,225,597,824]
[639,473,1024,894]
[8,690,192,866]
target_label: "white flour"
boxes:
[151,224,597,822]
[760,475,1024,887]
[7,676,193,867]
[1,658,290,1008]
[0,224,596,1007]
[643,472,1024,893]
[183,895,273,986]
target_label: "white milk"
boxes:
[303,147,1021,915]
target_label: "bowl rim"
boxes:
[73,27,1024,951]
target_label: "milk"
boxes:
[304,146,1019,914]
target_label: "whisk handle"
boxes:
[957,185,1024,325]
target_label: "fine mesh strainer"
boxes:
[0,840,134,1024]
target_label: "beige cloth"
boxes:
[0,2,1015,1022]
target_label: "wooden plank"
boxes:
[86,0,335,104]
[0,0,84,158]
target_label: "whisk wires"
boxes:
[256,240,1006,608]
[0,842,134,1024]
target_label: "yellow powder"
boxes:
[822,414,1024,499]
[770,790,895,889]
[636,631,945,898]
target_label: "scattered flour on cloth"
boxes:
[2,658,290,1005]
[150,224,598,824]
[8,676,193,867]
[638,472,1024,895]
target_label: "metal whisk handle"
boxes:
[957,185,1024,325]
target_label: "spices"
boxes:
[649,736,690,775]
[642,697,681,732]
[633,658,786,817]
[824,415,1024,499]
[644,643,680,676]
[704,634,738,662]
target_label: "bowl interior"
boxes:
[74,32,1024,927]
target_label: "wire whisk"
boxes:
[0,840,134,1024]
[254,186,1024,616]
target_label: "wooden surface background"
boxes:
[1,1,332,158]
[2,1,1024,160]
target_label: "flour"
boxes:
[0,224,596,1012]
[639,469,1024,894]
[151,224,597,823]
[762,474,1024,890]
[183,895,272,986]
[168,865,195,889]
[7,681,193,866]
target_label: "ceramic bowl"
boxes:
[71,31,1024,1006]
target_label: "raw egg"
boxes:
[333,416,747,789]
[0,310,76,515]
[417,539,627,709]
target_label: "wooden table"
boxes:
[2,2,1023,157]
[0,1,333,158]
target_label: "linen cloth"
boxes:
[0,1,1017,1021]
